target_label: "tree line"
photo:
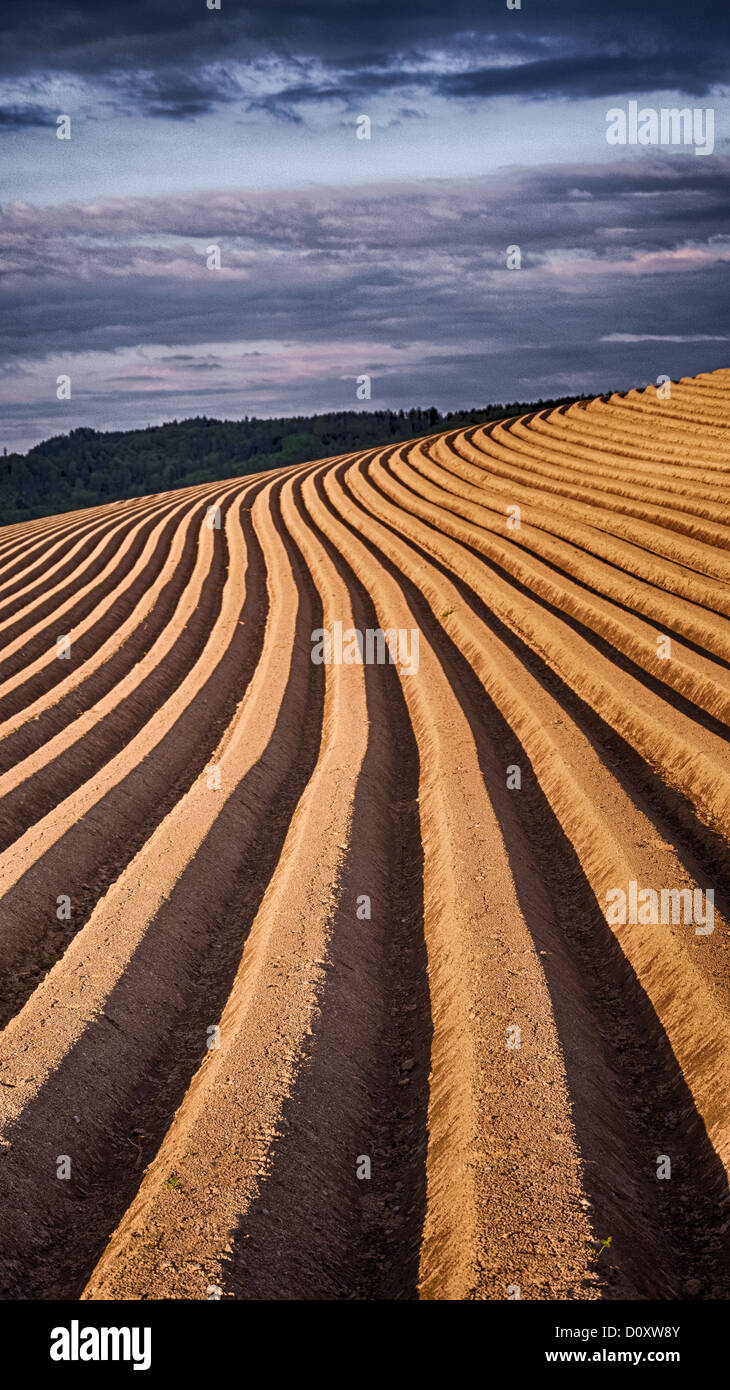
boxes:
[0,397,592,525]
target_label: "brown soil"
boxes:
[0,370,728,1301]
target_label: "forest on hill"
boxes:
[0,396,591,525]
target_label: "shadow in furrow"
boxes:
[372,456,730,925]
[458,424,728,556]
[0,511,164,669]
[454,428,730,611]
[337,469,730,1301]
[0,485,266,1029]
[396,445,730,742]
[221,470,430,1301]
[0,501,240,850]
[0,498,211,748]
[0,481,325,1299]
[436,476,730,675]
[0,510,159,623]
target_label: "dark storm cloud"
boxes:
[1,1,726,66]
[0,104,56,128]
[120,68,244,120]
[1,1,728,117]
[437,52,728,102]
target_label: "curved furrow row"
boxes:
[559,396,730,468]
[0,367,726,1304]
[0,465,328,1294]
[0,475,274,1031]
[0,491,223,758]
[81,461,373,1300]
[369,447,730,839]
[0,500,155,578]
[0,491,189,610]
[334,451,730,1297]
[0,484,254,858]
[389,442,730,717]
[441,430,730,617]
[505,417,730,526]
[415,440,730,667]
[459,427,730,574]
[542,406,730,480]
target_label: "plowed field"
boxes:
[0,369,729,1301]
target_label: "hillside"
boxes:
[0,369,728,1301]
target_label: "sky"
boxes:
[1,0,728,453]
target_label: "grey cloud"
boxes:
[1,159,728,450]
